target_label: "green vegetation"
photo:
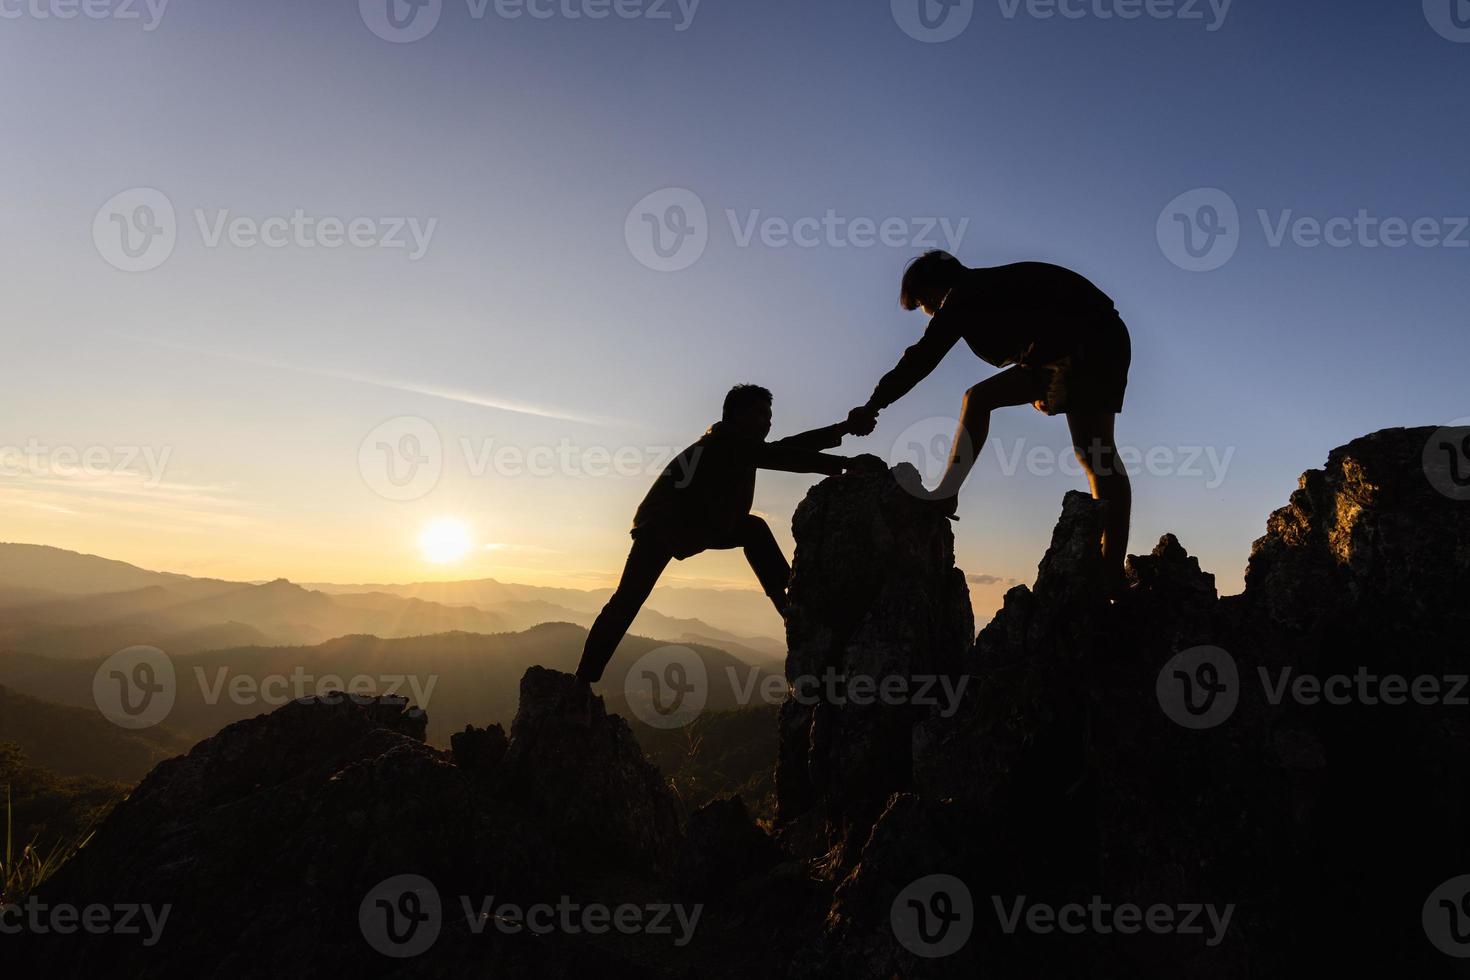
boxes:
[0,742,124,904]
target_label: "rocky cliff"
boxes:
[776,464,974,865]
[11,427,1469,978]
[787,426,1470,978]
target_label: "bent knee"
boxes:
[964,378,1018,412]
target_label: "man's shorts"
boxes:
[1023,314,1132,416]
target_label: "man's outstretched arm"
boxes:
[849,316,964,432]
[769,420,849,452]
[759,421,851,475]
[758,445,849,476]
[760,421,894,476]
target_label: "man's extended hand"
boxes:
[844,453,888,474]
[846,405,879,436]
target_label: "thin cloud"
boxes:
[125,336,627,428]
[0,472,252,531]
[968,573,1021,588]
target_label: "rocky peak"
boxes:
[1244,425,1470,632]
[776,464,973,863]
[499,666,681,876]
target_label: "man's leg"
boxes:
[575,534,673,683]
[1066,411,1132,591]
[737,515,791,617]
[930,366,1044,502]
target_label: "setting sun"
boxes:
[418,518,474,564]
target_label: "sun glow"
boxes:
[418,518,474,564]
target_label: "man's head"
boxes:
[722,384,773,440]
[900,250,966,316]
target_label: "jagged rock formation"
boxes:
[791,427,1470,978]
[15,674,688,977]
[13,427,1469,978]
[777,463,974,863]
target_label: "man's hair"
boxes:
[900,250,965,311]
[723,384,773,419]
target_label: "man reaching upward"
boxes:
[575,384,871,684]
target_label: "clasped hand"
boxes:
[845,405,878,436]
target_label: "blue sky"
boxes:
[2,0,1466,618]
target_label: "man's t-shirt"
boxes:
[632,421,847,559]
[868,262,1118,411]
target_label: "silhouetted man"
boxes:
[847,251,1133,593]
[575,384,869,684]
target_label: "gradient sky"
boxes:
[2,0,1466,620]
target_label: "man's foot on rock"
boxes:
[925,495,960,521]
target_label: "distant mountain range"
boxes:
[0,684,193,781]
[302,576,786,659]
[0,542,786,662]
[0,542,787,793]
[0,623,781,746]
[305,575,786,648]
